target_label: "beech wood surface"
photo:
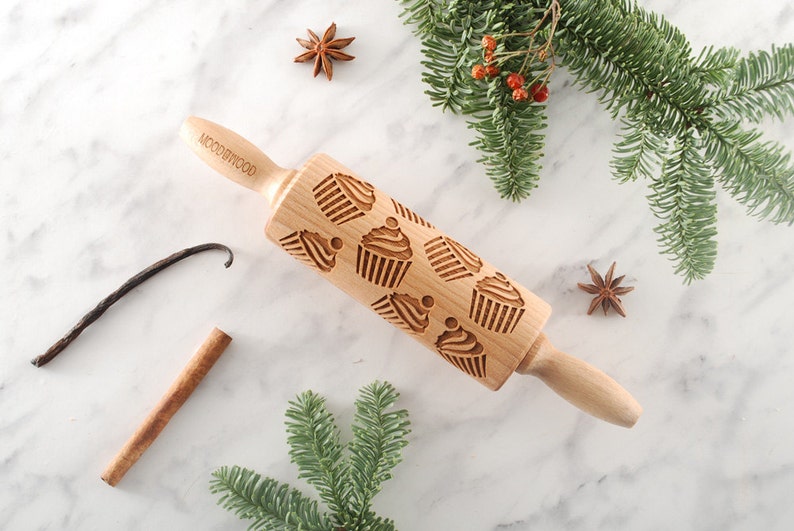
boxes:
[515,334,641,427]
[180,117,296,206]
[181,116,641,427]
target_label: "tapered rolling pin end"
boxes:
[516,334,642,428]
[180,116,296,206]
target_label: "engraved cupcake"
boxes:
[313,172,376,225]
[279,231,343,273]
[435,317,487,378]
[469,272,525,333]
[424,235,483,281]
[356,217,413,288]
[392,198,434,228]
[371,293,434,334]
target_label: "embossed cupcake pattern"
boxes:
[392,198,434,228]
[372,293,434,334]
[435,317,486,378]
[279,231,343,273]
[469,272,525,333]
[424,235,483,281]
[313,172,376,225]
[356,217,413,288]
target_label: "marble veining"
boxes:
[2,1,794,529]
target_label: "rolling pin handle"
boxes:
[516,334,642,428]
[180,116,296,207]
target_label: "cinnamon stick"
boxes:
[101,327,232,487]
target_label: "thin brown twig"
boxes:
[30,243,234,368]
[492,0,561,83]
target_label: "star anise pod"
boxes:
[577,262,635,317]
[294,22,355,81]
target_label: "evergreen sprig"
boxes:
[399,0,549,199]
[210,466,332,530]
[396,0,794,282]
[210,381,410,531]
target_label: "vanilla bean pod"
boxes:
[30,243,234,367]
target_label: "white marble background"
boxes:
[2,1,793,529]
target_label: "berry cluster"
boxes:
[472,35,550,103]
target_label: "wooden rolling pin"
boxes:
[180,116,642,428]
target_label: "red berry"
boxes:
[506,73,525,90]
[483,50,495,63]
[485,64,500,77]
[530,83,549,102]
[512,87,529,102]
[471,64,486,80]
[481,35,497,51]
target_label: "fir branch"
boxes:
[702,121,794,223]
[648,130,718,283]
[396,0,549,200]
[210,466,332,531]
[407,1,503,112]
[467,80,547,199]
[418,26,477,112]
[463,4,550,200]
[347,382,410,523]
[611,117,668,183]
[556,0,703,129]
[396,0,438,36]
[212,383,410,531]
[285,391,350,521]
[692,45,740,87]
[359,517,397,531]
[395,0,794,280]
[707,44,794,122]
